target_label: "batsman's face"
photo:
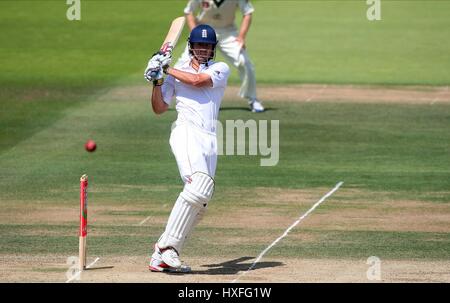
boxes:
[191,42,215,64]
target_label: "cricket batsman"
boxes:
[177,0,264,113]
[144,24,230,272]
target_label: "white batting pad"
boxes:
[180,172,215,205]
[158,172,215,252]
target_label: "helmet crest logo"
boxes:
[202,29,208,38]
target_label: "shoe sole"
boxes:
[149,265,192,273]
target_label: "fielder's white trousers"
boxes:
[177,29,257,101]
[170,122,218,183]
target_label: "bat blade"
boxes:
[160,16,185,54]
[149,16,185,79]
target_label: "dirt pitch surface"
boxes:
[2,84,450,283]
[1,255,449,283]
[99,84,450,105]
[225,84,450,104]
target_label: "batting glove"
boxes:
[144,50,173,82]
[149,51,171,66]
[158,52,172,69]
[145,67,164,83]
[144,57,161,82]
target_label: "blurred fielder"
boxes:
[177,0,264,112]
[144,24,230,272]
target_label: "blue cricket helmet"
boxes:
[188,24,218,45]
[188,24,218,64]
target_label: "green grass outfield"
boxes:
[2,1,450,152]
[0,1,450,281]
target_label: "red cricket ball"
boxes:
[85,140,97,152]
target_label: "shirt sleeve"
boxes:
[203,62,230,89]
[161,75,176,105]
[184,0,200,14]
[239,0,255,15]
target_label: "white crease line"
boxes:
[138,216,152,226]
[66,257,100,283]
[306,84,328,102]
[430,97,438,105]
[231,181,344,283]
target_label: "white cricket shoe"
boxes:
[160,246,181,268]
[249,99,265,113]
[149,244,191,273]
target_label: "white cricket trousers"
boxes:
[177,29,257,101]
[156,123,217,253]
[170,123,218,183]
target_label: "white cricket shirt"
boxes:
[184,0,255,30]
[161,60,230,134]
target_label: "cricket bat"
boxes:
[159,16,186,54]
[149,16,185,78]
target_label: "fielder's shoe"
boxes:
[149,244,191,273]
[249,99,265,113]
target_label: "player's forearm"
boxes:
[166,67,212,88]
[238,14,252,40]
[151,86,168,114]
[185,13,197,31]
